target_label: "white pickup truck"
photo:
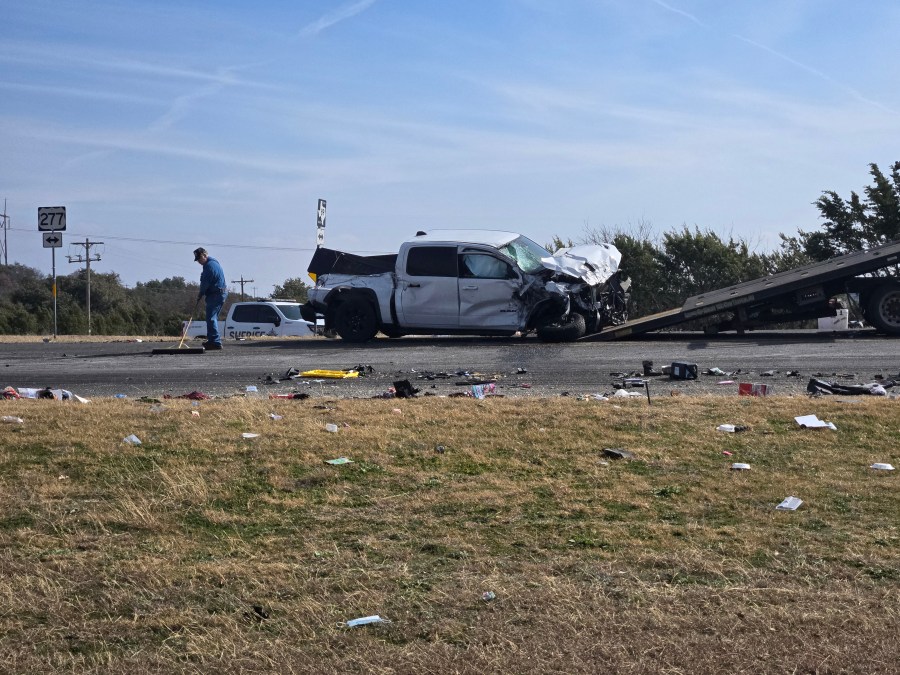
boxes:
[183,301,315,340]
[300,230,630,342]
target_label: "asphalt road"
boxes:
[2,330,899,400]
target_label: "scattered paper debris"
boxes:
[246,386,258,393]
[269,413,283,420]
[325,457,352,465]
[481,591,496,601]
[870,463,895,471]
[1,416,24,424]
[345,615,388,627]
[242,433,260,439]
[731,463,751,471]
[795,414,837,430]
[191,410,200,417]
[123,434,142,445]
[776,496,803,511]
[717,424,751,433]
[325,423,339,433]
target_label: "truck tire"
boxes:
[334,297,379,343]
[866,283,900,335]
[537,313,586,342]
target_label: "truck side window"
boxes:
[460,253,513,279]
[406,246,458,277]
[258,306,279,324]
[231,305,258,323]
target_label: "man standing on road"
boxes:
[194,247,227,350]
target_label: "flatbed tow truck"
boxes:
[586,238,900,340]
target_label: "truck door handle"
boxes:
[407,283,420,288]
[463,285,478,290]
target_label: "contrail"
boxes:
[648,0,898,117]
[649,0,706,28]
[733,34,899,116]
[299,0,378,38]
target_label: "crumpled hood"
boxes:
[540,243,621,286]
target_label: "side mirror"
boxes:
[273,316,281,327]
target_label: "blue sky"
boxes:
[2,0,900,296]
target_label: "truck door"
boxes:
[226,303,279,338]
[396,245,459,328]
[458,250,523,330]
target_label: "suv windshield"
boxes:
[499,236,551,274]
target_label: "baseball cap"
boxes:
[193,247,207,261]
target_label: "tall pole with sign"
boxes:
[39,206,66,337]
[316,199,326,248]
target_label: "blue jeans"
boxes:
[205,290,227,344]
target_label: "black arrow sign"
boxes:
[46,235,60,244]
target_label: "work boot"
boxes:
[202,342,223,350]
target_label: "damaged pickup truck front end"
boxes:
[531,243,631,341]
[301,230,630,342]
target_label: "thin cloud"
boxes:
[647,2,898,118]
[733,34,900,117]
[648,0,707,28]
[298,0,378,38]
[0,80,157,105]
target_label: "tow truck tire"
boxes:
[537,313,586,342]
[334,297,379,343]
[866,283,900,335]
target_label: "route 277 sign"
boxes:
[38,206,66,231]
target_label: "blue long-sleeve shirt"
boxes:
[199,257,226,297]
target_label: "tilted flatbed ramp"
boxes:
[583,239,900,341]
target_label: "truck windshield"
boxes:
[499,236,552,274]
[276,304,303,320]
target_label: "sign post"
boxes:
[39,207,66,337]
[316,199,326,248]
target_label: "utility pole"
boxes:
[68,238,103,335]
[231,276,254,301]
[1,199,9,265]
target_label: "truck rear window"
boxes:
[406,246,458,277]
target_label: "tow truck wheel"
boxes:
[537,313,587,342]
[866,283,900,335]
[334,298,379,343]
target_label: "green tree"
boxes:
[271,278,310,303]
[658,227,770,300]
[789,161,900,262]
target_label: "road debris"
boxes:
[345,615,389,627]
[795,414,837,430]
[776,496,803,511]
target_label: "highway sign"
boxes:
[316,198,326,247]
[38,206,66,231]
[43,232,63,248]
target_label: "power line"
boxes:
[6,226,390,254]
[68,238,104,336]
[231,275,254,301]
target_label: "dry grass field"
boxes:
[0,395,898,674]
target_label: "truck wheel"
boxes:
[334,298,379,343]
[537,313,586,342]
[865,283,900,335]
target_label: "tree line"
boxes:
[1,161,898,335]
[0,268,311,336]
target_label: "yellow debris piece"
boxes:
[301,369,360,379]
